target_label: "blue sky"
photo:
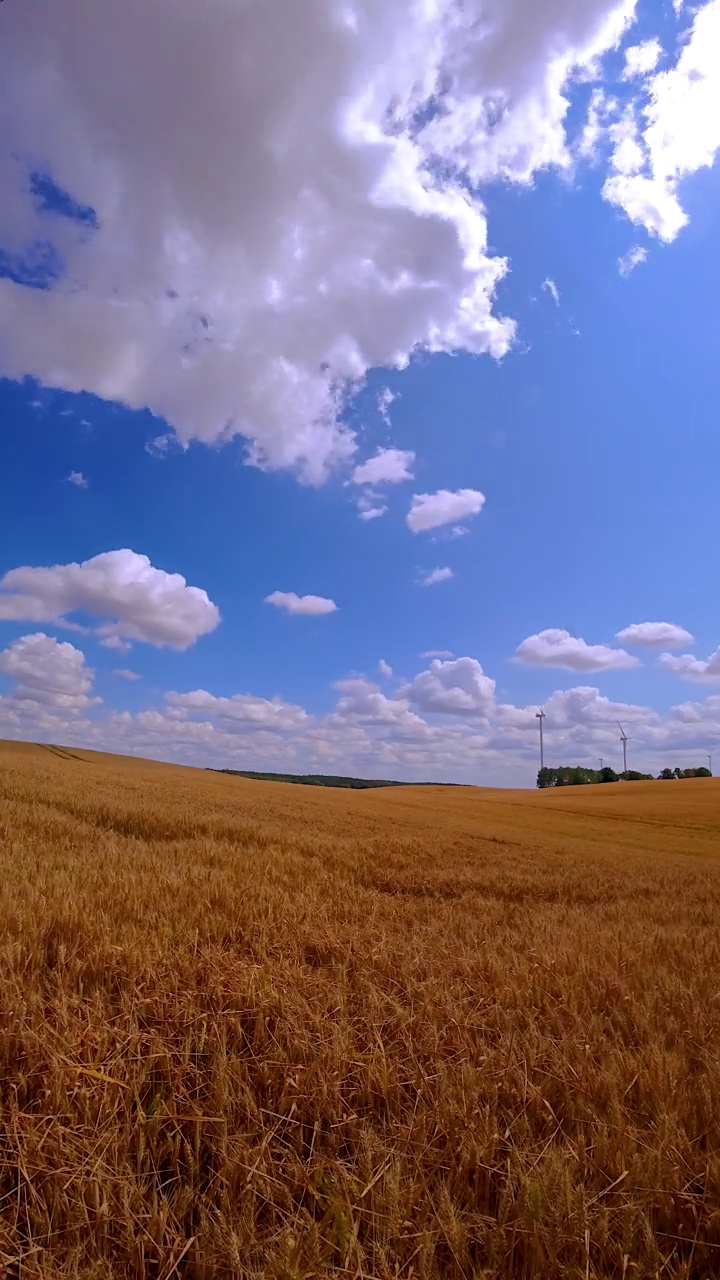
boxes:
[1,0,719,783]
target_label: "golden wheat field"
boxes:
[2,741,720,1279]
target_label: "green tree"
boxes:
[599,766,619,783]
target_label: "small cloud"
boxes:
[377,388,396,425]
[352,447,415,487]
[576,88,618,163]
[616,621,694,649]
[420,566,454,587]
[542,278,560,305]
[265,590,338,616]
[622,38,662,80]
[101,635,131,653]
[145,434,175,458]
[407,489,485,534]
[618,246,648,276]
[113,668,141,680]
[67,470,88,488]
[378,659,393,677]
[356,491,387,521]
[422,649,455,660]
[515,628,639,672]
[659,650,720,683]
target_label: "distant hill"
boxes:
[212,769,419,790]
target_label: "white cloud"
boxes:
[378,659,393,677]
[101,635,131,653]
[167,688,309,731]
[0,632,97,710]
[330,678,427,733]
[264,591,338,616]
[542,278,560,305]
[422,649,455,660]
[420,566,454,587]
[352,448,414,487]
[67,470,88,488]
[618,245,648,275]
[113,668,140,680]
[515,628,639,671]
[616,621,694,648]
[0,0,645,481]
[577,88,617,160]
[6,645,720,786]
[659,650,720,683]
[0,550,220,650]
[623,38,661,79]
[407,489,485,534]
[604,0,720,241]
[400,657,496,717]
[356,493,388,521]
[377,388,396,426]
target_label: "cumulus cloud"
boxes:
[400,657,496,718]
[659,650,720,683]
[0,632,97,710]
[352,448,415,487]
[330,678,427,733]
[515,628,639,671]
[113,668,140,680]
[167,688,309,731]
[623,38,661,79]
[0,0,646,481]
[407,489,485,534]
[0,550,220,650]
[378,659,393,678]
[420,566,454,586]
[67,470,88,488]
[618,245,648,275]
[264,591,337,616]
[542,684,650,726]
[616,621,694,648]
[422,649,455,660]
[4,646,718,784]
[542,278,560,305]
[604,0,720,240]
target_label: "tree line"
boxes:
[537,765,712,788]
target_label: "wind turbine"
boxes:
[618,722,629,775]
[536,709,546,771]
[708,753,713,776]
[599,757,604,771]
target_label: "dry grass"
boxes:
[2,740,720,1278]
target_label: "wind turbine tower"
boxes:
[536,709,546,771]
[618,722,629,776]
